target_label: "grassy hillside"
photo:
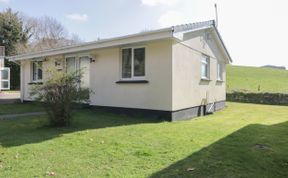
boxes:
[227,65,288,93]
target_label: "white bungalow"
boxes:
[8,20,232,121]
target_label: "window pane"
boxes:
[38,61,43,80]
[201,63,207,78]
[32,62,37,81]
[122,48,132,78]
[202,59,206,64]
[1,69,8,80]
[79,56,90,88]
[134,48,145,77]
[217,63,220,79]
[201,55,209,79]
[66,57,76,74]
[218,63,223,80]
[1,81,9,89]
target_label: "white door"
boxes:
[0,67,10,90]
[79,56,90,88]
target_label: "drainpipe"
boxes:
[20,61,24,102]
[0,46,4,92]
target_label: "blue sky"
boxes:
[0,0,192,40]
[0,0,221,41]
[1,0,288,68]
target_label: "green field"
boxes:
[227,65,288,93]
[1,102,288,177]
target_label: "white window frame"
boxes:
[78,55,92,71]
[65,55,77,73]
[120,46,146,81]
[217,62,224,81]
[65,55,91,89]
[65,54,92,72]
[201,54,210,80]
[0,67,10,90]
[31,60,43,82]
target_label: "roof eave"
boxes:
[172,22,233,64]
[8,27,173,61]
[211,25,233,63]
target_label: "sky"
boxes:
[1,0,288,68]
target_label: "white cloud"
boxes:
[141,0,178,6]
[158,11,189,27]
[0,0,10,3]
[65,14,88,22]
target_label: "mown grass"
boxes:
[227,65,288,93]
[0,102,44,115]
[0,102,288,177]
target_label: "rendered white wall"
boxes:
[172,30,227,111]
[89,39,173,111]
[21,39,173,111]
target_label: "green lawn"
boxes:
[227,65,288,93]
[0,102,44,115]
[0,102,288,177]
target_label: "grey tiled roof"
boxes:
[172,20,232,62]
[172,20,215,33]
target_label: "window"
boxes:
[79,56,90,88]
[122,49,132,78]
[134,48,145,77]
[121,47,145,79]
[65,56,90,88]
[217,62,224,81]
[201,55,210,79]
[32,61,43,82]
[0,68,10,90]
[66,57,77,74]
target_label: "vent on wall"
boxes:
[55,58,64,70]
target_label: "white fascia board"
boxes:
[173,26,212,41]
[9,28,173,61]
[173,26,232,63]
[210,28,232,63]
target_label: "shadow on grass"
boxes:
[150,121,288,178]
[0,108,163,147]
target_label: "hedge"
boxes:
[227,92,288,106]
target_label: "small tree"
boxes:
[30,69,90,127]
[0,8,31,89]
[19,15,82,53]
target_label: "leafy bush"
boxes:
[30,69,90,127]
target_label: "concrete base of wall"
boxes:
[23,100,226,121]
[89,105,171,121]
[171,101,226,121]
[90,101,226,122]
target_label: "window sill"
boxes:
[200,78,211,82]
[28,82,43,85]
[216,79,224,83]
[116,80,149,84]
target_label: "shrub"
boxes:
[30,69,90,127]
